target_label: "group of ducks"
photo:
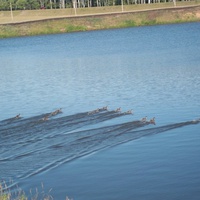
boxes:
[114,107,133,114]
[87,106,108,115]
[41,108,62,121]
[13,108,62,122]
[13,107,156,125]
[141,116,156,125]
[87,106,156,125]
[87,106,133,115]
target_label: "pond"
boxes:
[0,22,200,200]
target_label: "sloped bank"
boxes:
[0,5,200,38]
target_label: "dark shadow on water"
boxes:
[0,110,199,181]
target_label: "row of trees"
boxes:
[0,0,186,10]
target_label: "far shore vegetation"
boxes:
[0,0,200,38]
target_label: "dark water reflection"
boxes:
[1,109,199,181]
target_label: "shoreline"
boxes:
[0,4,200,38]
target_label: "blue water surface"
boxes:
[0,22,200,200]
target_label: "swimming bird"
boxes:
[124,109,133,115]
[149,117,156,125]
[88,108,99,115]
[41,116,49,121]
[50,108,62,116]
[95,108,99,113]
[115,107,121,112]
[15,114,21,119]
[192,118,200,124]
[141,116,147,123]
[99,106,108,111]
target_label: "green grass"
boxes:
[123,19,137,27]
[0,2,200,38]
[141,19,157,25]
[0,180,72,200]
[65,24,87,32]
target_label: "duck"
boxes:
[115,107,121,112]
[149,117,156,125]
[124,109,133,115]
[95,108,99,113]
[41,116,49,121]
[88,108,100,115]
[15,114,21,119]
[141,116,147,123]
[50,108,62,116]
[99,106,108,111]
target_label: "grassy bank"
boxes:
[0,180,72,200]
[0,2,200,38]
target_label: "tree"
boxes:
[0,0,10,10]
[28,0,40,9]
[16,0,26,9]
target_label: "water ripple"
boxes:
[0,109,199,181]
